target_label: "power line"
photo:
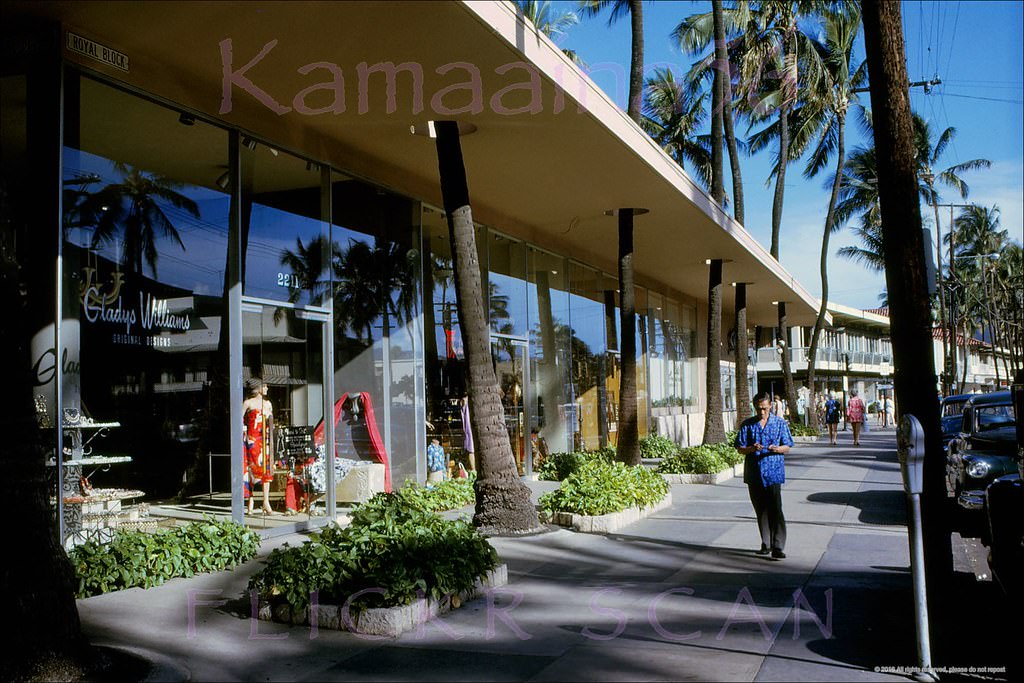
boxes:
[943,1,961,80]
[939,92,1024,105]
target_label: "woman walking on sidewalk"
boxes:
[847,390,866,446]
[737,392,794,560]
[824,393,841,445]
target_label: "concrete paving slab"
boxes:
[71,428,1012,681]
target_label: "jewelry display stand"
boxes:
[47,407,153,549]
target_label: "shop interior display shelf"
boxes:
[47,455,133,467]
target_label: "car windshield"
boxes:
[942,400,967,418]
[975,404,1015,432]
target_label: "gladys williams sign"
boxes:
[80,269,191,348]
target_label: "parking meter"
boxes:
[898,414,925,495]
[896,413,936,681]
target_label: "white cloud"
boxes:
[959,159,1024,243]
[779,211,888,311]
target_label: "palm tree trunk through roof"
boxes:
[703,259,726,444]
[735,283,751,423]
[617,210,639,466]
[433,121,539,534]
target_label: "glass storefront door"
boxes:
[238,301,328,528]
[491,338,529,475]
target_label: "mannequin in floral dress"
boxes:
[243,380,275,514]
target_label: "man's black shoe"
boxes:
[757,545,770,555]
[771,549,786,559]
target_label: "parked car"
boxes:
[983,374,1023,606]
[945,391,1017,518]
[940,393,972,447]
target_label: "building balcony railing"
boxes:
[755,346,892,374]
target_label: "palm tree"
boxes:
[579,0,645,123]
[915,115,991,392]
[76,162,199,277]
[433,121,539,534]
[834,146,885,271]
[579,0,646,465]
[673,0,748,218]
[514,1,586,66]
[713,0,744,222]
[952,204,1010,385]
[992,243,1024,375]
[734,0,827,423]
[861,0,950,615]
[796,2,864,427]
[641,67,713,192]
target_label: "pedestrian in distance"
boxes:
[736,391,794,560]
[847,390,866,446]
[824,392,841,445]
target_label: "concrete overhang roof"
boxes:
[12,0,824,327]
[827,302,890,332]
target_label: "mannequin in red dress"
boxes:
[243,380,275,514]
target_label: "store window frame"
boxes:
[55,66,343,537]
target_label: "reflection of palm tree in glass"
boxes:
[332,239,416,344]
[62,172,102,235]
[76,162,198,276]
[280,235,416,344]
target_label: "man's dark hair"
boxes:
[753,391,772,405]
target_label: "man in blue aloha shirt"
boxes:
[737,391,794,559]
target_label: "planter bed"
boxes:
[544,492,672,534]
[258,564,508,638]
[661,462,744,485]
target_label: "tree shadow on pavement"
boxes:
[806,489,908,526]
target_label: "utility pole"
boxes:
[851,77,941,94]
[862,0,950,656]
[935,202,973,393]
[923,174,949,397]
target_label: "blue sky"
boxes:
[550,0,1024,310]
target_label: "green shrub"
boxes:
[394,476,476,512]
[70,518,260,598]
[724,430,739,447]
[638,434,679,460]
[537,448,615,481]
[656,441,741,474]
[248,492,498,612]
[789,422,820,437]
[538,459,669,516]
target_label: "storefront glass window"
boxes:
[238,145,327,527]
[59,74,231,545]
[488,232,528,338]
[330,173,422,487]
[242,145,329,307]
[527,247,571,456]
[635,286,650,437]
[569,263,607,451]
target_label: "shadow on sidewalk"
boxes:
[806,489,907,527]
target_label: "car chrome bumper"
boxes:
[958,491,986,510]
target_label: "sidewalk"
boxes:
[76,428,1010,682]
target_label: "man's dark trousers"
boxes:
[748,478,786,551]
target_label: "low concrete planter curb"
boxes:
[545,492,673,533]
[660,462,744,485]
[792,435,820,444]
[259,564,508,638]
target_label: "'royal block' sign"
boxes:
[66,32,129,72]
